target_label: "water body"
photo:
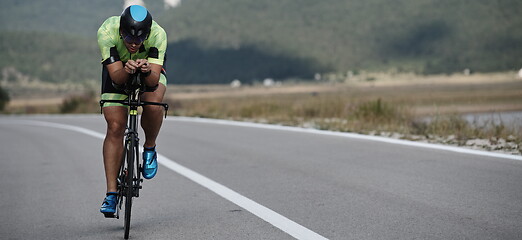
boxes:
[462,111,522,128]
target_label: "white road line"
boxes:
[169,117,522,161]
[157,154,328,240]
[9,120,328,240]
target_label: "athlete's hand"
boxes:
[124,60,139,74]
[136,59,151,73]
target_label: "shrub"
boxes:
[60,91,96,113]
[0,86,10,112]
[353,98,397,122]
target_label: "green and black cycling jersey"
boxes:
[97,16,167,104]
[97,16,167,66]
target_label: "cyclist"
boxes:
[97,5,168,215]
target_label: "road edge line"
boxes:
[169,117,522,161]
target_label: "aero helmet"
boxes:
[120,5,152,44]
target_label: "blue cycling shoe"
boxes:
[100,192,118,217]
[142,146,158,179]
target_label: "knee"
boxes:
[143,105,163,115]
[106,121,126,138]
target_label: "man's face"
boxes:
[121,31,145,53]
[123,40,142,54]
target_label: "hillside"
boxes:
[0,32,99,83]
[0,0,521,85]
[161,0,522,77]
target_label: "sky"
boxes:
[123,0,181,9]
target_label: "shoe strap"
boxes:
[106,192,118,196]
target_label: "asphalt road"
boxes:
[1,115,522,240]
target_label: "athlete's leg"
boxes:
[103,106,128,193]
[140,83,166,148]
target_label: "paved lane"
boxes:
[1,115,522,239]
[0,116,293,240]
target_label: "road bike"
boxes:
[100,73,168,239]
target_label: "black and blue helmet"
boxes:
[120,5,152,43]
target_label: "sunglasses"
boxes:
[122,34,147,45]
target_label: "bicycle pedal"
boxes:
[103,212,117,219]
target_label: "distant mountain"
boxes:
[1,0,521,85]
[161,0,522,78]
[0,31,99,83]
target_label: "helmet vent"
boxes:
[130,5,148,22]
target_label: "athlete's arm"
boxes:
[136,59,162,87]
[106,61,130,85]
[139,24,167,88]
[98,18,133,86]
[103,49,139,86]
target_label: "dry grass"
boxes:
[164,72,522,151]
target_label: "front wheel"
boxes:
[123,135,135,239]
[124,189,133,239]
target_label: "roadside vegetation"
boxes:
[3,72,521,154]
[0,85,9,112]
[59,91,98,114]
[169,93,521,154]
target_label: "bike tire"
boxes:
[123,135,135,239]
[116,146,127,220]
